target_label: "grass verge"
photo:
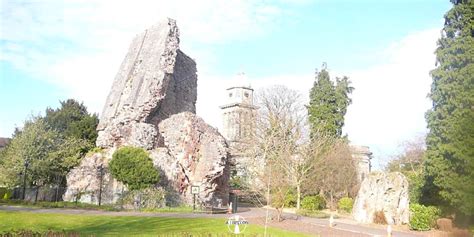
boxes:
[0,211,309,236]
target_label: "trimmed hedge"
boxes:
[337,197,353,213]
[301,195,325,211]
[409,204,441,231]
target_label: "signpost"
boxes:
[191,185,199,211]
[97,165,104,206]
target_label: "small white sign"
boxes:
[191,185,199,194]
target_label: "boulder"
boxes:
[352,172,410,225]
[64,18,230,207]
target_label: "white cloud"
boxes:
[1,0,293,115]
[1,1,440,170]
[342,29,439,168]
[196,28,440,170]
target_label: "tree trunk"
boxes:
[296,184,301,209]
[55,185,59,202]
[330,193,334,211]
[276,206,284,222]
[55,175,61,202]
[34,186,39,203]
[120,186,124,210]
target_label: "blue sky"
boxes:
[0,0,451,169]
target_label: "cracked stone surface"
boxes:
[95,18,196,149]
[63,149,125,205]
[352,172,410,225]
[64,18,229,206]
[153,112,230,206]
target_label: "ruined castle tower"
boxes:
[64,18,230,207]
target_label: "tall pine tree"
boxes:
[308,64,353,138]
[424,0,474,215]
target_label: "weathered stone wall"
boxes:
[95,18,197,149]
[151,112,230,206]
[352,172,410,225]
[147,50,197,127]
[63,150,125,205]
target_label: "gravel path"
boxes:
[0,205,425,237]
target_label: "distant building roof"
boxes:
[0,137,10,149]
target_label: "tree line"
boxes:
[384,0,473,224]
[0,100,98,196]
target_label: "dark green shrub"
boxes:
[301,195,325,211]
[406,172,424,204]
[337,197,353,213]
[109,146,159,191]
[409,204,441,231]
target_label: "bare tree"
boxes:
[387,135,426,173]
[386,135,426,203]
[308,138,358,210]
[293,132,332,209]
[242,85,357,227]
[243,85,304,224]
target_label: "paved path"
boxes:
[237,208,422,237]
[0,205,423,237]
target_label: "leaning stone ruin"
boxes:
[352,172,410,225]
[64,18,230,207]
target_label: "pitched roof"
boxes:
[0,137,10,148]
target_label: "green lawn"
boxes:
[0,211,309,236]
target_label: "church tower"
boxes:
[220,73,258,178]
[219,73,258,143]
